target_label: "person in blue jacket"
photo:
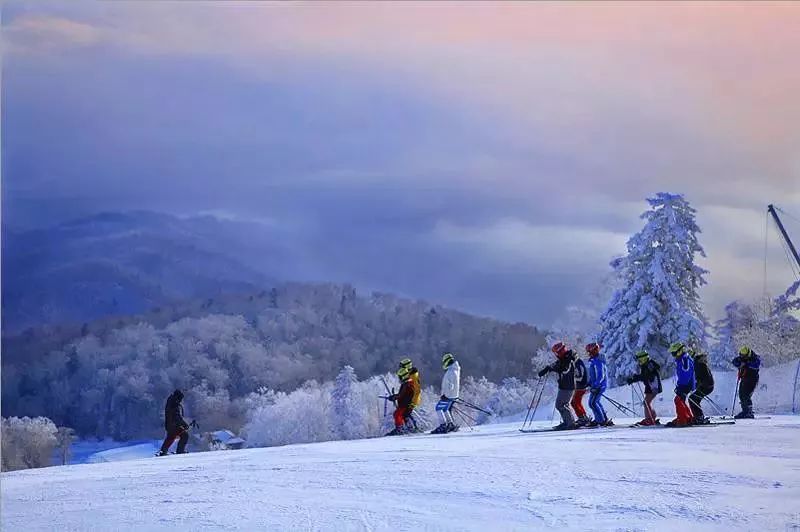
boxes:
[667,342,695,427]
[731,346,761,419]
[586,343,613,427]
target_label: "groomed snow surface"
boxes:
[3,416,800,531]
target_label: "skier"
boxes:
[689,350,714,424]
[433,352,461,434]
[731,346,761,419]
[537,342,577,430]
[399,358,422,429]
[586,342,612,427]
[157,389,190,456]
[571,351,591,426]
[625,350,662,426]
[666,342,695,427]
[386,366,418,435]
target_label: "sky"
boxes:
[2,1,799,326]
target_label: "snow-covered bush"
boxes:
[1,416,59,471]
[598,193,709,383]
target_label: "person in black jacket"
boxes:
[731,346,761,419]
[538,342,576,430]
[157,389,190,456]
[689,350,714,424]
[626,351,662,426]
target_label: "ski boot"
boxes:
[575,416,591,427]
[601,419,614,427]
[430,424,447,434]
[586,420,600,428]
[446,422,459,433]
[553,421,577,431]
[693,416,711,425]
[734,410,755,419]
[665,418,689,428]
[155,451,168,457]
[385,426,406,436]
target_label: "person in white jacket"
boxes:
[433,353,461,434]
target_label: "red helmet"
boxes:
[551,342,568,358]
[585,343,601,357]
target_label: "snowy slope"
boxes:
[3,417,800,531]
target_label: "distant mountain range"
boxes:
[1,211,291,332]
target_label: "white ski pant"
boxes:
[436,398,456,425]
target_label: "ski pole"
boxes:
[453,405,478,425]
[455,399,492,416]
[522,376,546,429]
[452,407,475,432]
[524,376,547,429]
[703,395,728,417]
[602,394,637,416]
[729,375,741,416]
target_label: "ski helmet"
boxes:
[442,352,455,369]
[635,350,649,362]
[738,346,752,357]
[669,342,685,357]
[396,366,410,379]
[399,358,413,369]
[585,343,600,357]
[551,342,568,358]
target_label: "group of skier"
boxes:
[156,343,763,453]
[535,340,762,430]
[385,352,463,435]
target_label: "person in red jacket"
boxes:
[386,366,417,436]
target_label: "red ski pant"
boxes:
[394,407,409,428]
[674,395,693,424]
[571,389,588,418]
[644,392,658,422]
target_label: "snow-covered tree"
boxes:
[1,416,59,471]
[598,193,709,383]
[330,366,369,440]
[711,297,800,368]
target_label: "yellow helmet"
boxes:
[738,346,752,357]
[396,366,410,379]
[442,352,455,369]
[669,342,685,357]
[399,358,413,369]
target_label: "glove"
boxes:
[190,419,199,429]
[440,395,448,401]
[537,368,548,377]
[626,377,634,385]
[590,388,600,395]
[388,394,398,402]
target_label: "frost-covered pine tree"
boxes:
[598,193,709,383]
[709,301,757,368]
[330,366,368,440]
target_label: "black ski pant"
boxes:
[689,387,713,419]
[160,428,189,454]
[739,374,759,414]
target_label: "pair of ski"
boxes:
[520,419,736,434]
[519,424,622,434]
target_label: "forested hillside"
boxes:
[2,283,546,440]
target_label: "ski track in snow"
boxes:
[3,417,800,531]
